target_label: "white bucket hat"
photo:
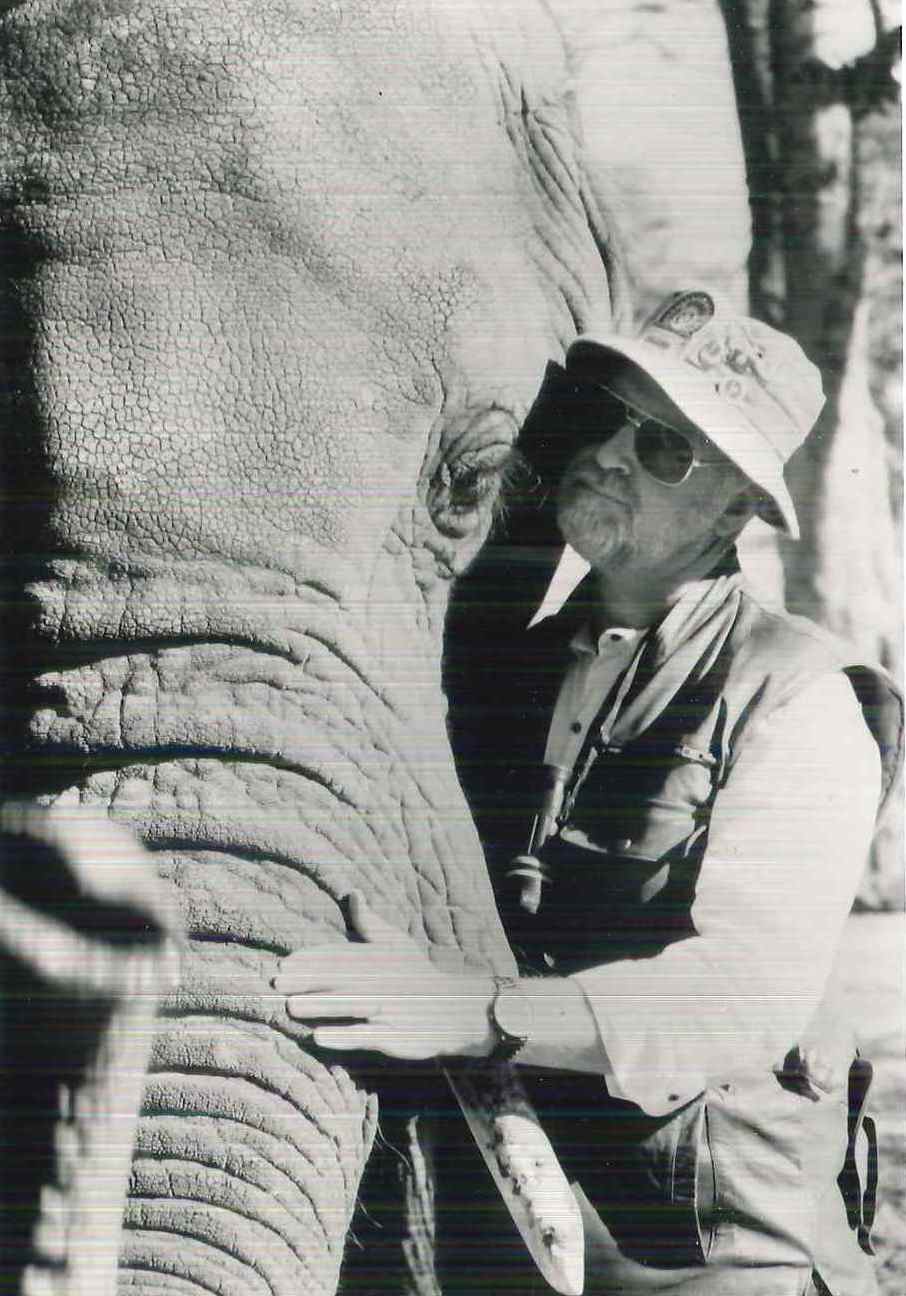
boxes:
[565,289,826,539]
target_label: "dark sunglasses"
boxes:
[519,362,725,489]
[598,384,725,487]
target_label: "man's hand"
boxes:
[273,892,496,1061]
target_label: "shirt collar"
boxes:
[570,621,647,658]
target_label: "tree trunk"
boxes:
[719,0,902,907]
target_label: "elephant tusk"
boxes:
[443,1062,584,1295]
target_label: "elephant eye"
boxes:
[449,461,496,511]
[429,448,522,537]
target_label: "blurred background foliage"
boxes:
[720,0,902,907]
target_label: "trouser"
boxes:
[521,1068,878,1296]
[575,1182,877,1295]
[575,1181,812,1295]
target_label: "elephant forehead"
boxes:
[0,0,573,573]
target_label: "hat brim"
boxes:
[567,334,800,539]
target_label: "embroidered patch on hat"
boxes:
[648,290,715,339]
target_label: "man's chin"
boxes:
[558,517,632,571]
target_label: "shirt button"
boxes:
[570,721,582,734]
[616,837,633,851]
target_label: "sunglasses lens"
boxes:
[634,422,694,485]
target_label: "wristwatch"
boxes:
[488,975,533,1061]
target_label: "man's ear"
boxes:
[714,488,759,537]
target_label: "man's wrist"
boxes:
[450,974,535,1061]
[487,975,534,1061]
[449,974,498,1058]
[447,972,607,1072]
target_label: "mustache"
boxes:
[561,462,637,510]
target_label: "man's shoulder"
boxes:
[730,585,868,677]
[726,584,903,806]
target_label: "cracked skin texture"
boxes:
[0,0,621,1291]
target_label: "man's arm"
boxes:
[273,889,607,1068]
[275,672,879,1107]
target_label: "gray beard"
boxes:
[557,495,635,571]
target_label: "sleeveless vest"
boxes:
[492,571,901,976]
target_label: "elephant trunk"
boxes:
[5,554,512,1294]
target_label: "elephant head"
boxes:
[0,1,629,1291]
[0,0,753,1291]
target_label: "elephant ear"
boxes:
[547,0,752,317]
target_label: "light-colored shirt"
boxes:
[543,622,645,773]
[547,628,882,1116]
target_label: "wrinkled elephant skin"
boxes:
[545,0,750,314]
[0,1,619,1292]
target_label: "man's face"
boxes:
[554,367,750,579]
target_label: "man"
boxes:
[275,291,901,1294]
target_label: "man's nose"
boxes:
[592,423,635,471]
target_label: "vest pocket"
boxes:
[562,745,713,865]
